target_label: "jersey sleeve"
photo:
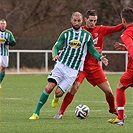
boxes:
[87,36,102,60]
[52,32,65,58]
[121,34,133,60]
[5,30,16,46]
[105,23,124,35]
[9,32,16,43]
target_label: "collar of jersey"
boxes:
[72,27,82,33]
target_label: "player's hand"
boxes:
[52,55,60,61]
[101,55,108,66]
[114,42,126,51]
[5,38,10,45]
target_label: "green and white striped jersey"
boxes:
[52,28,102,70]
[0,29,16,56]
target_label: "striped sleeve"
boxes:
[52,32,65,58]
[87,35,102,60]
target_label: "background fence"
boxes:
[7,50,128,74]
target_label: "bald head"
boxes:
[71,12,83,30]
[71,12,83,20]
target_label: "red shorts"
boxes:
[120,69,133,88]
[76,66,107,86]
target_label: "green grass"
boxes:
[0,74,133,133]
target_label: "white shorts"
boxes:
[48,62,78,92]
[0,55,9,67]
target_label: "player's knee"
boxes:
[55,88,64,97]
[117,82,126,89]
[70,84,79,94]
[1,68,5,73]
[105,91,113,96]
[46,82,57,93]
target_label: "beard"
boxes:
[72,25,80,30]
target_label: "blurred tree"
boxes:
[0,0,132,71]
[1,0,132,39]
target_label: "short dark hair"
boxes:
[121,7,133,23]
[85,10,97,18]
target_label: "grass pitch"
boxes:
[0,74,133,133]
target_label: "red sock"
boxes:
[105,94,116,113]
[116,88,126,120]
[59,92,74,115]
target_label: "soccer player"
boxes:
[0,19,16,88]
[108,7,133,126]
[29,12,108,120]
[53,10,124,119]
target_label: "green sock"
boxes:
[34,90,49,115]
[0,71,5,83]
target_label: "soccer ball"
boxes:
[75,104,90,119]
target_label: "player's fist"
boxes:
[53,55,60,61]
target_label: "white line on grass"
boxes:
[1,98,133,105]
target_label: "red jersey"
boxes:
[82,24,124,69]
[121,24,133,70]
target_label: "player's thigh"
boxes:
[0,56,2,70]
[120,70,133,88]
[48,63,64,84]
[59,69,78,92]
[75,71,86,83]
[70,71,87,94]
[2,56,9,67]
[86,68,107,86]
